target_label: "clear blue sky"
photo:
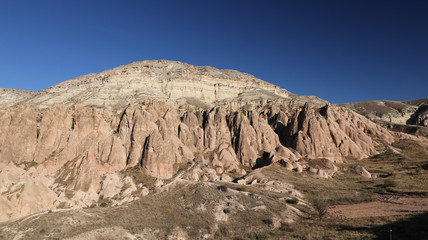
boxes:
[0,0,427,103]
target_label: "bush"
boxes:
[383,179,397,188]
[313,195,329,220]
[262,219,274,225]
[217,185,228,192]
[100,202,107,207]
[286,197,299,204]
[253,232,271,239]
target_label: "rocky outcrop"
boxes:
[0,100,408,221]
[349,165,372,178]
[339,98,428,127]
[0,61,426,223]
[0,100,399,221]
[409,104,428,127]
[0,89,37,107]
[281,104,394,162]
[0,100,406,219]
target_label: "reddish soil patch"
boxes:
[329,195,428,219]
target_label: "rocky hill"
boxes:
[338,98,428,126]
[1,60,294,110]
[338,99,428,137]
[0,60,427,239]
[0,89,37,107]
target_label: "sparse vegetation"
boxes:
[269,213,428,239]
[121,165,155,187]
[22,161,38,170]
[312,195,329,220]
[249,232,271,239]
[226,169,243,179]
[262,219,274,225]
[217,185,228,192]
[261,165,376,205]
[383,179,398,188]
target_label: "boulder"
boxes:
[349,165,372,178]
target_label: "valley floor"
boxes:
[329,195,428,219]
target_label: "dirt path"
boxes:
[329,195,428,219]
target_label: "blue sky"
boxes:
[0,0,427,103]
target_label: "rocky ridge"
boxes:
[1,60,295,110]
[0,89,37,107]
[0,60,426,225]
[339,98,428,127]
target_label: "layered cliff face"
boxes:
[2,60,290,110]
[0,60,426,223]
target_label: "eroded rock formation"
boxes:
[0,60,425,222]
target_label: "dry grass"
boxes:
[273,213,428,240]
[359,139,428,196]
[263,139,428,203]
[261,165,376,205]
[0,182,292,239]
[121,165,155,187]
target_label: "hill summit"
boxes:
[1,60,299,109]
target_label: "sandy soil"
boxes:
[329,195,428,219]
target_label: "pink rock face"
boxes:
[282,104,395,162]
[33,105,73,164]
[0,100,425,222]
[0,101,411,178]
[0,101,415,174]
[141,128,180,179]
[0,106,38,167]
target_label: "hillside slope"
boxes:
[0,61,427,239]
